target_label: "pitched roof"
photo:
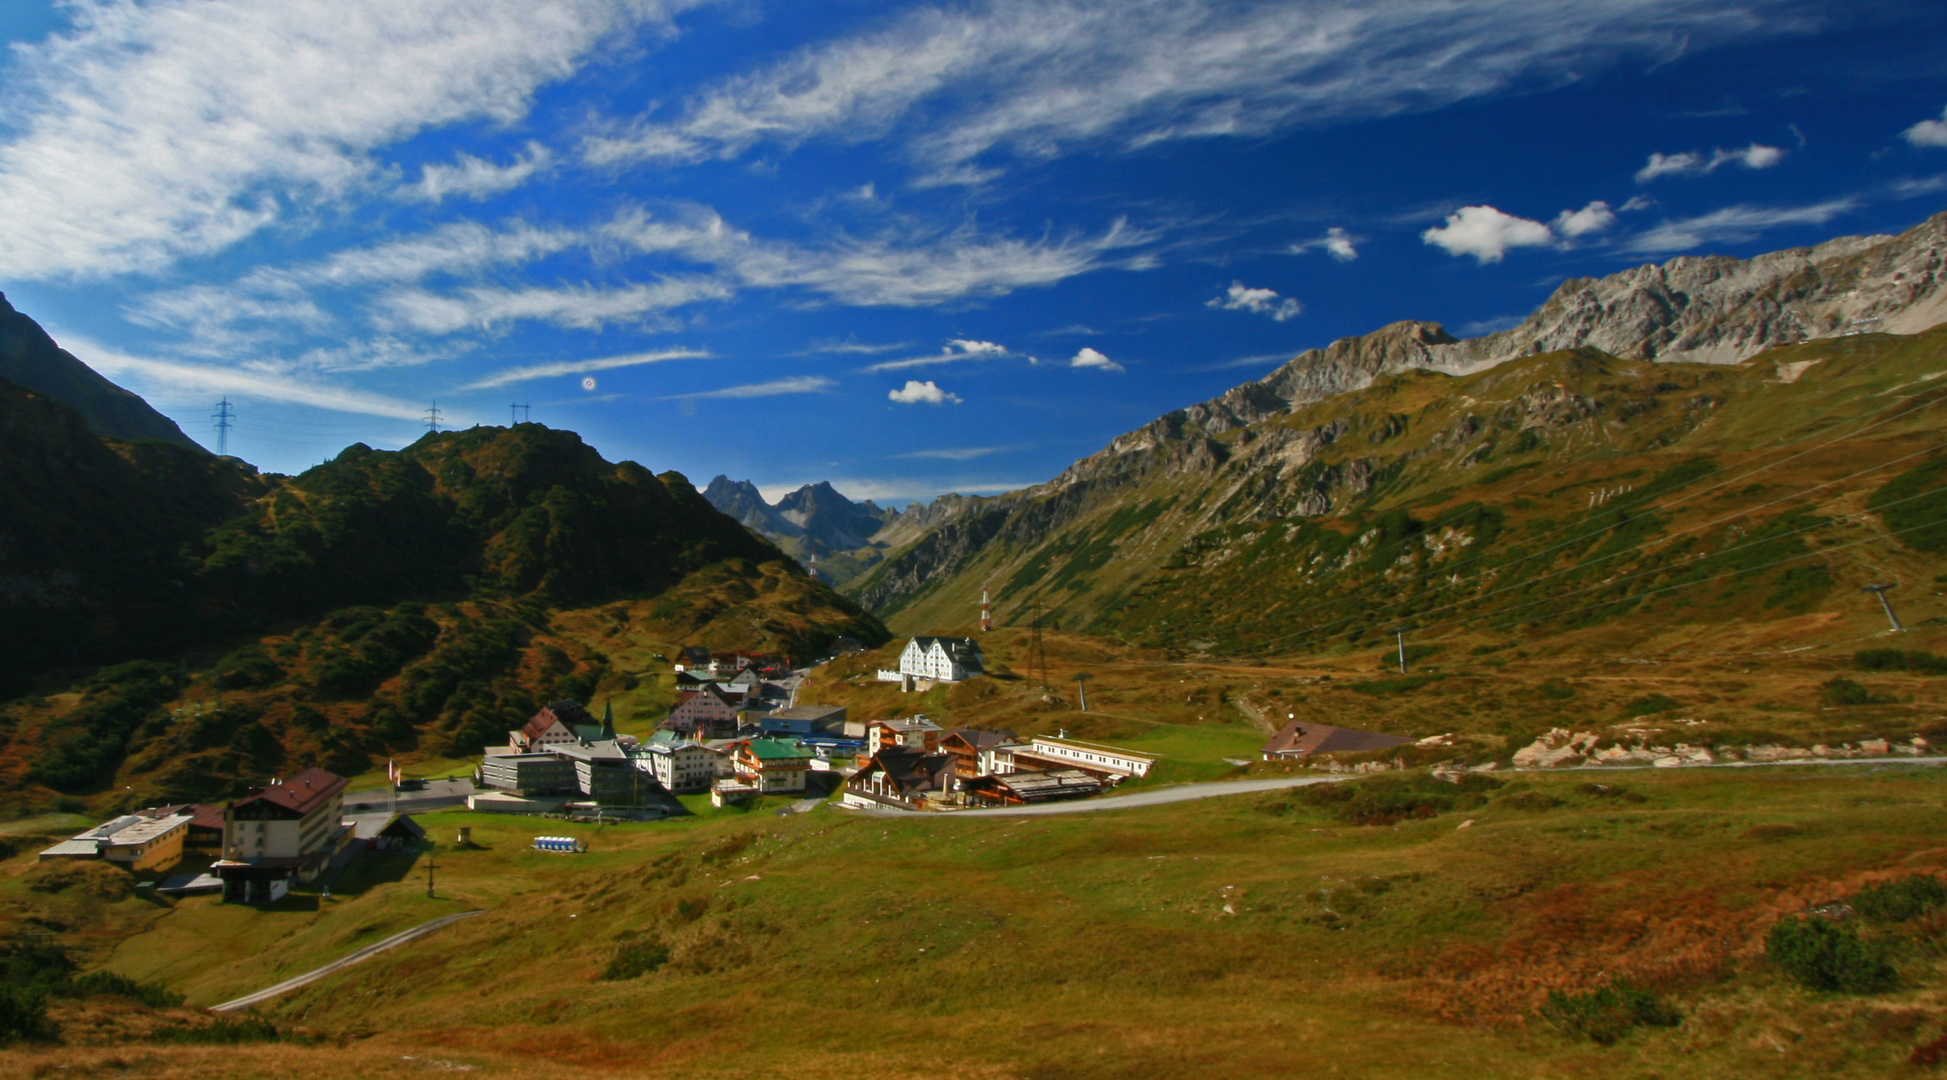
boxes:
[232,768,348,815]
[742,738,815,762]
[520,701,594,741]
[945,727,1013,751]
[859,747,954,793]
[910,635,982,655]
[1260,720,1414,757]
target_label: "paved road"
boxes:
[855,776,1344,818]
[209,910,484,1013]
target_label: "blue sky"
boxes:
[1,1,1945,505]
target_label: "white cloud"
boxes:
[1070,347,1124,372]
[888,379,962,404]
[1552,200,1617,238]
[888,445,1009,461]
[585,0,1794,178]
[1618,199,1858,255]
[1905,107,1947,149]
[405,142,553,203]
[1421,205,1555,263]
[805,338,912,355]
[1634,143,1786,182]
[379,277,732,333]
[1207,281,1302,321]
[1618,194,1657,212]
[665,376,836,400]
[864,338,1013,373]
[62,333,427,421]
[459,347,709,390]
[0,0,699,280]
[1290,226,1358,261]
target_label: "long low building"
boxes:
[994,736,1156,779]
[1259,720,1414,760]
[40,809,196,874]
[964,769,1104,807]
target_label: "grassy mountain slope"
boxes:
[0,389,888,810]
[2,763,1940,1078]
[856,329,1947,666]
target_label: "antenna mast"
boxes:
[212,399,234,456]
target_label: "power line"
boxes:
[424,401,443,434]
[212,399,234,456]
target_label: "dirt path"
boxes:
[1230,695,1277,735]
[209,910,484,1013]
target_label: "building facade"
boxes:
[897,637,985,682]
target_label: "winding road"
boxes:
[209,910,484,1013]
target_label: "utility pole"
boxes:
[424,401,443,434]
[425,843,436,899]
[212,399,234,456]
[1862,584,1904,632]
[1389,626,1409,675]
[1073,673,1092,712]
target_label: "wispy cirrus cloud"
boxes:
[1290,226,1358,261]
[584,0,1804,180]
[863,338,1012,373]
[379,277,733,333]
[1618,198,1857,255]
[61,332,429,421]
[404,142,553,203]
[0,0,705,280]
[887,445,1012,461]
[662,375,836,400]
[459,347,709,390]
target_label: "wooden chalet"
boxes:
[841,747,955,811]
[940,727,1015,778]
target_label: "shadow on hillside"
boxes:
[321,850,421,896]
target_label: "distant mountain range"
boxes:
[702,476,901,583]
[843,209,1947,654]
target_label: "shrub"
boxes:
[1622,694,1681,715]
[1854,649,1947,674]
[1539,980,1681,1045]
[0,987,56,1044]
[1850,875,1947,924]
[601,939,670,981]
[64,970,183,1008]
[1765,916,1897,993]
[1819,677,1898,707]
[1576,782,1647,803]
[1299,774,1502,826]
[1498,792,1564,812]
[151,1016,285,1044]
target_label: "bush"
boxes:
[1539,980,1681,1044]
[64,970,183,1008]
[0,987,56,1044]
[151,1016,285,1044]
[1765,916,1897,993]
[1819,677,1898,707]
[1850,875,1947,924]
[1621,694,1681,715]
[1854,649,1947,674]
[601,939,670,981]
[1299,774,1502,826]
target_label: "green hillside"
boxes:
[856,330,1947,661]
[0,384,887,811]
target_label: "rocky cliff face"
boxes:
[774,481,892,551]
[704,475,802,537]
